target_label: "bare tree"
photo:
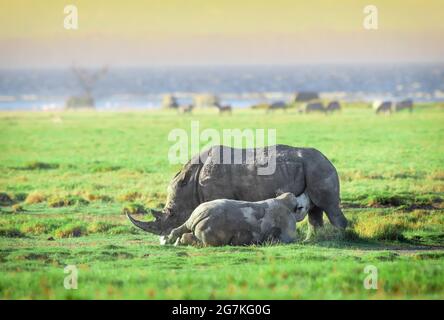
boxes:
[66,65,108,109]
[71,65,108,98]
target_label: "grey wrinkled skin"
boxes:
[162,192,311,246]
[127,144,348,236]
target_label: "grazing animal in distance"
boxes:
[161,94,179,109]
[373,100,392,114]
[161,192,312,246]
[127,145,348,240]
[394,99,413,112]
[216,104,232,115]
[326,101,341,113]
[266,101,287,113]
[177,104,193,114]
[303,102,325,113]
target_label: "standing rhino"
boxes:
[127,145,348,238]
[161,192,312,246]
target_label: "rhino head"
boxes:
[277,192,313,222]
[127,162,201,235]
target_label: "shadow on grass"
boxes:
[12,161,60,171]
[305,232,444,252]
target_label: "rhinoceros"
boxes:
[127,145,348,237]
[162,192,312,246]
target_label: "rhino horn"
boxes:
[126,213,163,235]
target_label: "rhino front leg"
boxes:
[162,224,190,245]
[176,232,202,246]
[304,206,324,242]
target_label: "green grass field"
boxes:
[0,104,443,299]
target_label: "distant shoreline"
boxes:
[1,64,443,110]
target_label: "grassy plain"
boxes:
[0,104,443,299]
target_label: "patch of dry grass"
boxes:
[352,209,443,241]
[117,191,143,202]
[47,195,89,208]
[54,223,87,238]
[24,191,46,204]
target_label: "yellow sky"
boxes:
[0,0,443,67]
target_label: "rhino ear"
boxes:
[178,165,195,187]
[178,175,188,186]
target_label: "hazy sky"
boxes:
[1,0,443,68]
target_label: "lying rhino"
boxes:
[127,145,348,238]
[161,192,312,246]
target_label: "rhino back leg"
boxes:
[308,205,324,228]
[304,206,324,241]
[323,204,347,229]
[304,152,347,229]
[193,218,224,246]
[306,184,347,229]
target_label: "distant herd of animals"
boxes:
[63,67,415,115]
[161,92,414,115]
[265,100,342,114]
[163,94,232,115]
[372,99,414,114]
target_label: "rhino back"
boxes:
[198,145,315,202]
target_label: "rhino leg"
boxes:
[305,206,324,241]
[305,173,348,229]
[166,224,190,244]
[303,148,348,229]
[324,204,347,229]
[178,233,202,246]
[308,205,324,228]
